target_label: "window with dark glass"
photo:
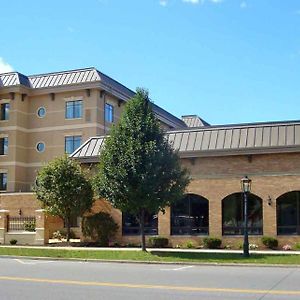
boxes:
[171,194,209,235]
[0,103,9,120]
[222,193,263,235]
[65,136,81,154]
[0,137,8,155]
[277,191,300,235]
[0,173,7,190]
[122,212,158,235]
[65,100,82,119]
[105,103,114,123]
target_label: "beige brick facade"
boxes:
[0,144,299,247]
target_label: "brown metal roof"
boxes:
[70,120,300,162]
[0,67,186,129]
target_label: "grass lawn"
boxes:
[0,247,300,265]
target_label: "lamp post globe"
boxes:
[241,176,251,257]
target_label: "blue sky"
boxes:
[1,0,300,125]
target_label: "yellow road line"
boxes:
[0,276,299,295]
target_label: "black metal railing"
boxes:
[122,226,158,236]
[171,226,209,235]
[222,226,263,236]
[277,226,300,235]
[7,216,36,232]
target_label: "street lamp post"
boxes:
[241,176,252,258]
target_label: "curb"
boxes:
[1,255,300,268]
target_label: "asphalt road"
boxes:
[0,258,299,300]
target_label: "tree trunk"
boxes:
[140,209,146,251]
[66,215,71,243]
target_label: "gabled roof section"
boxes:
[182,115,210,127]
[28,67,100,89]
[0,72,31,88]
[70,119,300,162]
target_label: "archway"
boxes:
[222,192,263,235]
[171,193,209,235]
[277,191,300,235]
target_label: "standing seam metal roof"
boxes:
[1,67,186,129]
[70,120,300,161]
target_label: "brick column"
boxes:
[35,209,49,245]
[0,210,9,244]
[263,195,277,237]
[158,207,170,236]
[209,196,222,237]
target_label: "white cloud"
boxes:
[182,0,223,5]
[182,0,201,4]
[159,0,168,6]
[67,26,75,33]
[240,1,247,9]
[0,58,14,73]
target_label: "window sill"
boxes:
[65,118,83,120]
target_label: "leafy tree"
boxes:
[94,89,190,251]
[35,156,94,241]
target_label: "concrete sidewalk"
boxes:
[1,244,300,255]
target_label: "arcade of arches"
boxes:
[120,190,300,246]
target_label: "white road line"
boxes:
[13,259,54,265]
[160,266,194,271]
[14,259,35,265]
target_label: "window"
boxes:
[122,212,158,235]
[36,142,45,152]
[171,194,209,235]
[0,137,8,155]
[277,191,300,235]
[37,107,46,118]
[65,100,82,119]
[0,173,7,190]
[222,192,263,235]
[65,136,82,154]
[105,103,114,123]
[0,103,9,120]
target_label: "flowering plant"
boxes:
[282,244,292,251]
[249,243,258,250]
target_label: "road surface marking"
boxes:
[13,259,54,265]
[14,259,35,265]
[161,266,194,271]
[0,276,299,295]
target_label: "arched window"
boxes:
[277,191,300,235]
[171,194,209,235]
[222,193,263,235]
[122,212,158,236]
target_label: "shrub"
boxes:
[82,212,118,246]
[24,221,36,232]
[148,237,169,248]
[203,237,222,249]
[185,240,196,249]
[10,239,17,245]
[261,236,278,249]
[294,242,300,250]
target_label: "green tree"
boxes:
[94,89,190,251]
[35,156,94,241]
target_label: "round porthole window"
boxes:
[36,142,45,152]
[37,107,46,118]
